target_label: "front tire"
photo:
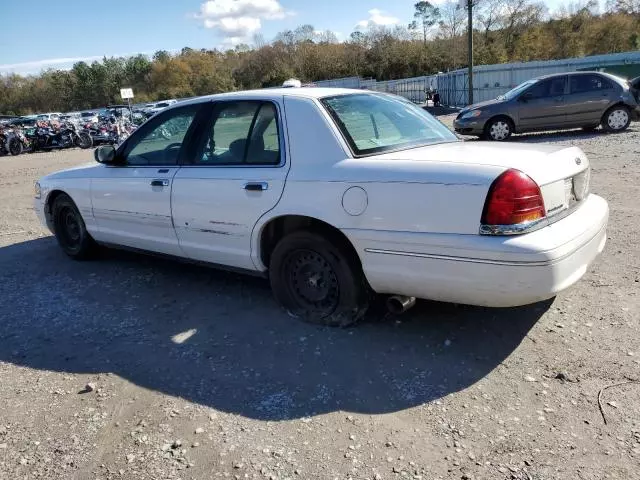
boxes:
[602,105,630,133]
[8,137,23,156]
[484,117,513,141]
[269,231,369,327]
[76,132,93,149]
[51,194,97,260]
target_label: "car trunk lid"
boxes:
[372,141,590,222]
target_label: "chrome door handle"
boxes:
[244,182,268,191]
[151,179,169,187]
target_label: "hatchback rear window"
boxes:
[321,94,457,156]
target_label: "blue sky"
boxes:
[1,0,570,75]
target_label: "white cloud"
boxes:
[195,0,291,45]
[355,8,399,30]
[0,55,105,75]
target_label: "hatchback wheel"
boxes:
[485,118,513,141]
[602,105,630,132]
[52,194,97,260]
[269,231,369,327]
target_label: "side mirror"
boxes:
[519,92,534,102]
[94,145,116,164]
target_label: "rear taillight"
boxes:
[481,169,545,229]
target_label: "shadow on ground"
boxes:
[0,238,551,420]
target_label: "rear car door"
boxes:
[564,74,616,127]
[171,99,289,270]
[90,104,204,255]
[517,76,569,131]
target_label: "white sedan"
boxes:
[34,88,608,326]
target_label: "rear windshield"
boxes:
[321,93,457,156]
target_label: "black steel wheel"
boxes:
[269,231,369,327]
[52,194,97,259]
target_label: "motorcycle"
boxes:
[0,127,23,156]
[31,122,93,152]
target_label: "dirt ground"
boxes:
[0,121,639,480]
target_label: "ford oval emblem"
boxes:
[575,157,582,165]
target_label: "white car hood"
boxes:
[374,141,588,186]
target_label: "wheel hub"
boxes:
[286,250,339,313]
[58,206,82,249]
[608,109,628,130]
[490,121,510,140]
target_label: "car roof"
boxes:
[535,70,615,80]
[176,87,369,108]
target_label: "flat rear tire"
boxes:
[269,231,369,327]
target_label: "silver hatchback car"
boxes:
[454,71,640,141]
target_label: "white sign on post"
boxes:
[120,88,134,99]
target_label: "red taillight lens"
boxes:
[481,169,545,225]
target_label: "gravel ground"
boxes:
[0,122,639,480]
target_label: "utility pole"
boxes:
[467,0,474,105]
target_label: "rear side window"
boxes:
[570,74,614,94]
[321,93,457,156]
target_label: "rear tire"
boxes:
[51,194,97,260]
[484,117,513,141]
[269,231,369,327]
[602,105,630,133]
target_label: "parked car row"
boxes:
[454,71,640,140]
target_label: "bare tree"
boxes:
[610,0,640,13]
[252,33,267,49]
[438,1,467,38]
[409,1,441,45]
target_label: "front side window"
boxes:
[321,93,457,156]
[570,74,614,94]
[124,105,199,166]
[198,101,281,165]
[526,77,567,99]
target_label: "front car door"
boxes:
[516,75,568,131]
[90,104,204,256]
[564,73,616,127]
[171,98,289,270]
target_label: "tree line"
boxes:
[1,0,639,115]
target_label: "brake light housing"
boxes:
[480,169,546,235]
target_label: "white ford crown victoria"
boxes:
[34,88,608,326]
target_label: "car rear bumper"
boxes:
[346,194,609,307]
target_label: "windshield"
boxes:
[321,93,457,156]
[501,79,538,100]
[156,103,170,108]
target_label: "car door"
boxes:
[564,74,616,127]
[516,76,569,131]
[90,104,204,256]
[171,99,289,270]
